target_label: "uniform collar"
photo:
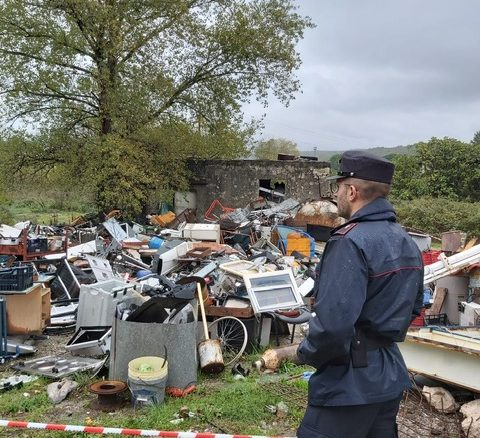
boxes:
[332,198,396,235]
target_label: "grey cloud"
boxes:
[245,0,480,150]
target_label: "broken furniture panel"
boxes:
[152,241,190,275]
[1,284,49,335]
[426,287,447,317]
[399,327,480,393]
[85,255,115,282]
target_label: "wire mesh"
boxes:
[398,379,465,437]
[260,376,468,437]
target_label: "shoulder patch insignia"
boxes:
[333,222,358,236]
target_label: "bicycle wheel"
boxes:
[207,316,248,366]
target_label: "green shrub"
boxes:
[0,205,14,224]
[393,197,480,239]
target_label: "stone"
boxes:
[276,401,289,418]
[460,399,480,420]
[461,416,480,437]
[47,379,78,404]
[460,400,480,436]
[422,386,457,413]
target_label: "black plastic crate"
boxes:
[27,238,48,253]
[424,313,448,326]
[0,264,34,291]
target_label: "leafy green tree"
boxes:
[329,153,342,174]
[0,0,312,214]
[391,137,480,202]
[253,137,299,160]
[0,0,312,139]
[472,130,480,145]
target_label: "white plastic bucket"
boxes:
[127,356,168,405]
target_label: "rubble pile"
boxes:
[1,196,480,425]
[0,198,339,406]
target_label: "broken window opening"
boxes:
[259,180,285,202]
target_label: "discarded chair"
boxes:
[204,199,235,222]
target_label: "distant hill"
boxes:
[301,145,413,161]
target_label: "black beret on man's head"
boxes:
[327,150,395,184]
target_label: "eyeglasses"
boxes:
[331,182,351,194]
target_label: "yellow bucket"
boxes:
[128,356,168,405]
[128,356,168,381]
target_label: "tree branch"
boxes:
[0,48,93,76]
[0,17,92,58]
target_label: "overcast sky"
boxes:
[244,0,480,151]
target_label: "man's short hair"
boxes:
[351,178,391,201]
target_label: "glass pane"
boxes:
[249,273,292,288]
[255,287,296,308]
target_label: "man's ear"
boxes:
[349,184,360,201]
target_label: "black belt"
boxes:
[364,334,393,350]
[327,331,393,368]
[352,330,393,368]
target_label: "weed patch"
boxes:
[0,364,311,436]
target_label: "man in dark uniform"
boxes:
[297,150,424,438]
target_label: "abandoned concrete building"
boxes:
[175,159,332,217]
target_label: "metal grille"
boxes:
[397,384,464,437]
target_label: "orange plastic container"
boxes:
[286,233,311,257]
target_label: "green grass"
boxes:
[0,378,51,416]
[0,362,312,437]
[3,198,90,226]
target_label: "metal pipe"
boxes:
[424,244,480,285]
[56,275,72,300]
[0,299,7,357]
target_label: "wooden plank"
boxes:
[204,304,254,318]
[426,287,447,315]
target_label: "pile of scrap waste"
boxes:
[2,197,480,437]
[0,198,341,405]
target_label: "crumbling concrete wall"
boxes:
[185,159,331,217]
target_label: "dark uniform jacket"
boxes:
[297,197,423,406]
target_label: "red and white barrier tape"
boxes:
[0,420,295,438]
